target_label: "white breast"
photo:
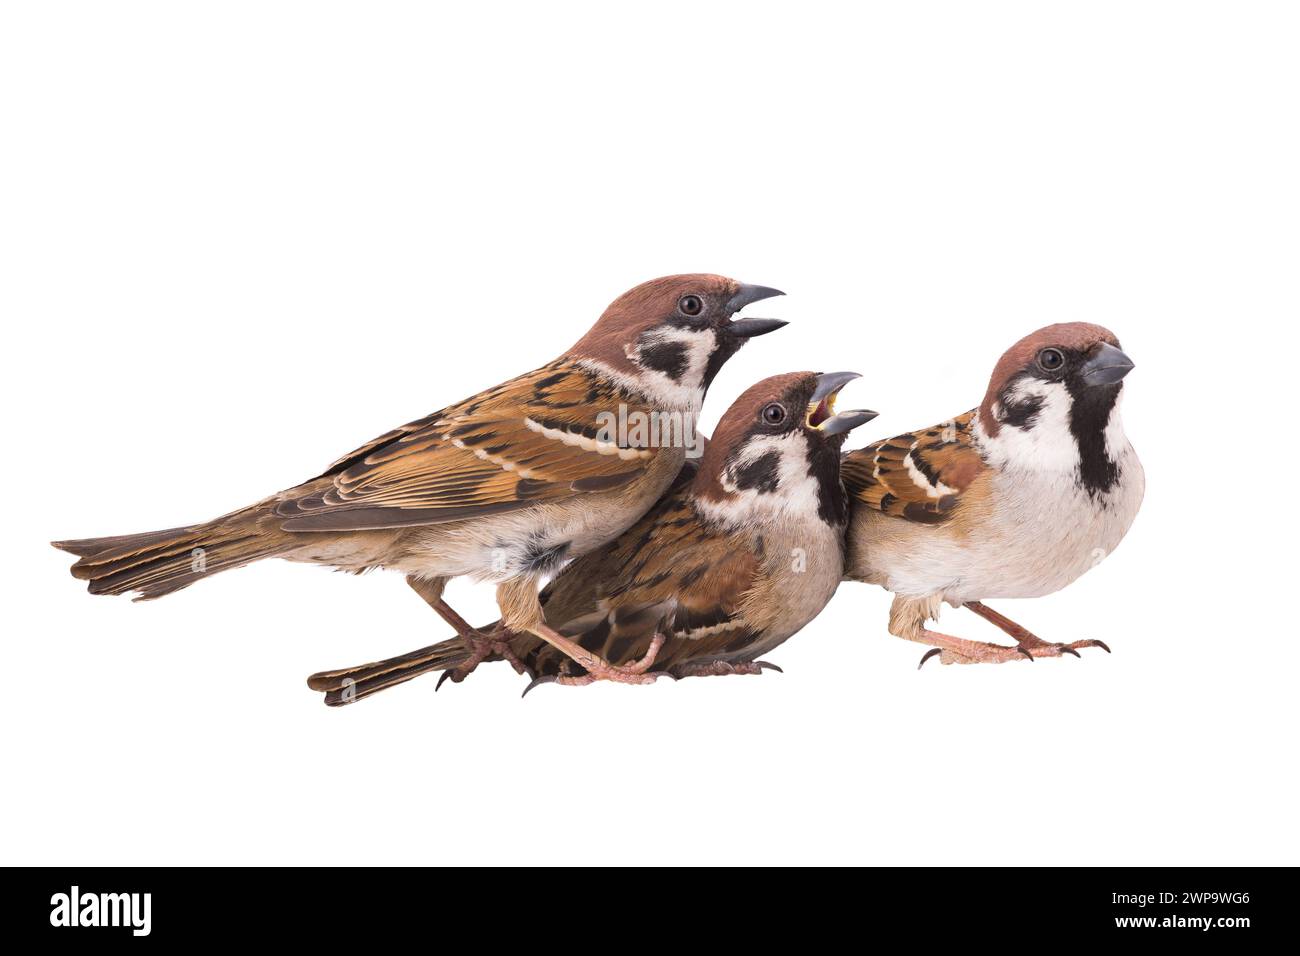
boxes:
[956,442,1144,602]
[850,438,1144,605]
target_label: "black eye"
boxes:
[1037,348,1065,372]
[678,294,704,317]
[761,402,787,425]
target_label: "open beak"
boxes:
[727,317,788,338]
[726,283,784,313]
[807,371,878,436]
[725,283,787,339]
[1080,342,1135,387]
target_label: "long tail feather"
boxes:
[52,506,287,600]
[307,638,469,706]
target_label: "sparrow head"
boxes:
[977,322,1136,493]
[694,371,877,526]
[567,275,787,408]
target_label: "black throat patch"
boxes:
[810,439,850,525]
[1066,381,1122,496]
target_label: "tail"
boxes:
[52,504,288,600]
[307,638,470,706]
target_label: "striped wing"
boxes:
[527,493,766,673]
[275,362,664,531]
[840,409,986,524]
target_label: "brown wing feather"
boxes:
[276,362,661,531]
[527,494,763,673]
[841,409,986,524]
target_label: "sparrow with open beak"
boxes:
[53,275,787,686]
[840,323,1142,665]
[307,371,876,703]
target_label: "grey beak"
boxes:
[1080,341,1135,387]
[820,409,878,436]
[727,317,788,338]
[810,372,876,435]
[812,371,862,404]
[726,283,785,314]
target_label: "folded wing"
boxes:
[840,409,986,524]
[276,363,664,531]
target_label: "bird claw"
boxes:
[1012,639,1114,661]
[916,623,1112,667]
[755,660,783,674]
[1054,639,1111,657]
[521,675,555,698]
[435,628,529,690]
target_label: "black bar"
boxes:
[6,866,1290,943]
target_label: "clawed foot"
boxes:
[918,637,1111,668]
[910,600,1115,668]
[670,659,783,679]
[522,634,672,697]
[436,625,529,690]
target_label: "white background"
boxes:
[3,2,1297,866]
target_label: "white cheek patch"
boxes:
[699,431,823,526]
[576,357,702,415]
[627,326,717,391]
[981,379,1080,472]
[578,327,718,414]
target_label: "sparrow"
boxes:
[53,274,787,685]
[306,371,876,704]
[840,322,1142,665]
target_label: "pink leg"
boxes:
[521,632,673,696]
[909,627,1034,667]
[962,601,1111,660]
[405,576,529,687]
[434,617,531,690]
[910,603,1112,668]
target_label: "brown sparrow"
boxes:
[840,323,1142,665]
[53,274,787,684]
[306,371,875,704]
